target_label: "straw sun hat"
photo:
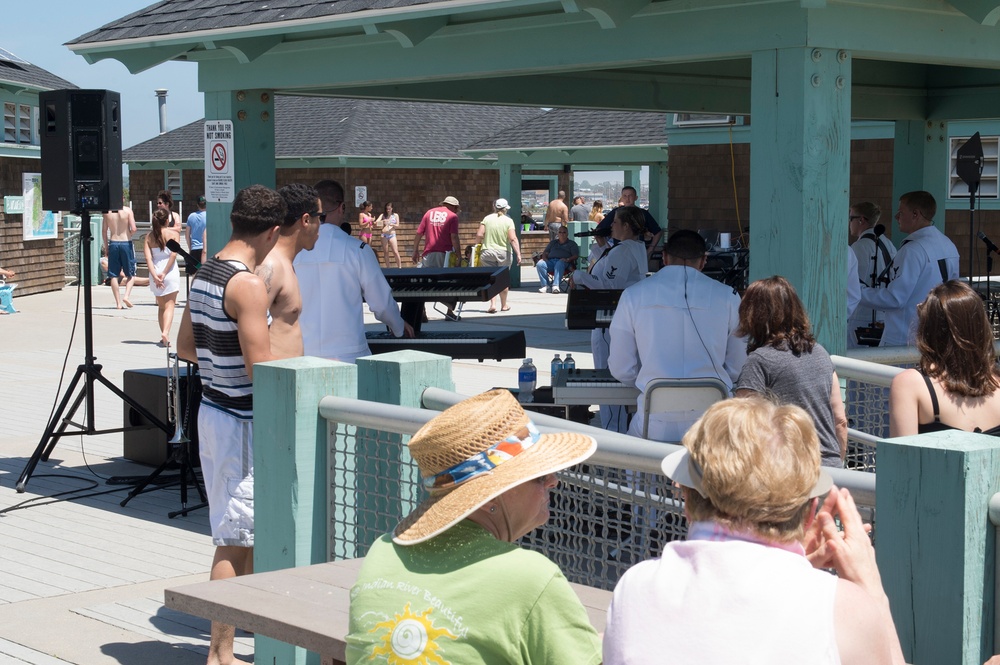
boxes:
[393,389,596,545]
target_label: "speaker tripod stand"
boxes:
[120,354,207,518]
[16,207,173,493]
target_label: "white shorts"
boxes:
[198,404,254,547]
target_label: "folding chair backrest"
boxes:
[641,377,729,439]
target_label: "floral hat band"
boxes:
[423,420,541,491]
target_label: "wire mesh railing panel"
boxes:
[328,421,419,561]
[322,394,878,592]
[521,465,685,591]
[64,229,81,279]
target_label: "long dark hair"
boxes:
[917,280,1000,397]
[738,276,816,355]
[150,208,171,250]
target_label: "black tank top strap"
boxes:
[921,373,942,422]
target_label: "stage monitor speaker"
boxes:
[123,367,201,467]
[39,89,122,212]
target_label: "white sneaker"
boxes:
[551,286,561,294]
[538,286,551,293]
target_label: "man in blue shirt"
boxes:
[185,194,207,274]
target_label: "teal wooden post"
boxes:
[749,47,851,356]
[892,120,949,241]
[648,162,669,237]
[877,431,1000,664]
[253,357,356,665]
[354,351,453,549]
[624,168,641,193]
[202,89,276,258]
[500,163,524,287]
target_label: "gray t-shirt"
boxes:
[735,343,841,466]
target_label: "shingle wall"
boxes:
[131,166,569,267]
[0,157,65,296]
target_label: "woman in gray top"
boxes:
[734,276,848,466]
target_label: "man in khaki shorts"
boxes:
[476,198,521,313]
[545,190,569,241]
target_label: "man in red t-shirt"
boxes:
[412,195,462,321]
[412,196,461,267]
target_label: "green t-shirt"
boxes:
[480,213,514,251]
[346,521,602,665]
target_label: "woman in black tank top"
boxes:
[889,280,1000,436]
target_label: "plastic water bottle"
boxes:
[563,353,576,371]
[518,358,536,403]
[550,354,563,380]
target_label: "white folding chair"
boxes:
[640,377,730,439]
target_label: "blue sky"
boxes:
[7,2,644,186]
[7,1,203,150]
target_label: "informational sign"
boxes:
[22,173,58,241]
[355,186,367,208]
[3,196,24,214]
[204,120,234,203]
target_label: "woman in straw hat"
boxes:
[603,397,905,665]
[346,389,602,665]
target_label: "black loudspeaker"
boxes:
[39,89,122,212]
[123,367,201,466]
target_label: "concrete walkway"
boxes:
[0,267,592,663]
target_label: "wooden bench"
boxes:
[165,557,611,665]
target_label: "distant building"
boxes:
[0,47,76,295]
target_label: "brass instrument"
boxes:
[166,349,188,447]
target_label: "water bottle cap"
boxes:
[523,358,532,363]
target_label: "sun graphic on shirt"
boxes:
[369,602,457,665]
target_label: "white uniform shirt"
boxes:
[858,224,959,347]
[573,238,647,291]
[294,223,406,363]
[847,249,861,320]
[608,266,746,441]
[848,229,898,345]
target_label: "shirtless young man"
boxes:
[255,183,322,358]
[176,184,285,665]
[545,190,570,241]
[102,203,137,309]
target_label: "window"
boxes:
[673,113,735,127]
[3,103,15,143]
[165,170,182,200]
[3,102,38,145]
[950,135,999,199]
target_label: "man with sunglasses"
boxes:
[294,179,412,362]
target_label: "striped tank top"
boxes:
[189,258,254,419]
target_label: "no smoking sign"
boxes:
[211,142,228,173]
[204,120,234,203]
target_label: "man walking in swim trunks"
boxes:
[176,185,285,665]
[102,202,137,309]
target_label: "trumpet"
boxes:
[166,349,189,447]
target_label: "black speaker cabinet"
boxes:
[39,89,122,212]
[123,367,201,466]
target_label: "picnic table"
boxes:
[166,557,611,665]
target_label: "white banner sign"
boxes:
[354,186,367,208]
[22,173,58,241]
[204,120,235,203]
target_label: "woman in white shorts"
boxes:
[144,208,181,347]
